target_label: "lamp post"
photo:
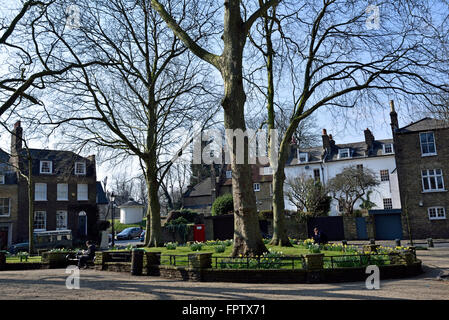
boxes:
[110,192,116,247]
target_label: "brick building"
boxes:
[391,102,449,239]
[0,149,18,250]
[2,121,100,245]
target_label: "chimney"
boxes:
[11,121,23,155]
[322,129,331,152]
[390,100,399,134]
[364,128,375,151]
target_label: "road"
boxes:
[0,246,448,300]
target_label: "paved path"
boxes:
[0,248,448,300]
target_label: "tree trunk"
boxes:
[270,139,293,247]
[221,1,267,257]
[144,160,163,247]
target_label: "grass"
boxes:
[6,256,42,264]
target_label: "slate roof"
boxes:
[118,199,144,208]
[183,178,213,197]
[287,139,394,166]
[397,117,449,133]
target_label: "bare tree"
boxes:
[149,0,285,256]
[244,0,449,246]
[0,1,113,116]
[27,0,219,246]
[328,165,379,216]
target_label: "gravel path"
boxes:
[0,247,448,300]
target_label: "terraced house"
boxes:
[390,103,449,239]
[2,121,100,246]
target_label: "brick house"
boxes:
[4,121,100,245]
[390,102,449,239]
[182,163,273,215]
[0,149,18,250]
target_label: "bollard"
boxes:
[370,239,376,245]
[427,238,434,248]
[131,249,144,276]
[395,239,401,247]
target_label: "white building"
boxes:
[284,128,401,216]
[119,198,145,224]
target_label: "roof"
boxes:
[184,178,213,197]
[96,182,109,204]
[287,139,394,165]
[398,117,449,133]
[118,199,144,208]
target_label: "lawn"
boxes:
[6,256,42,263]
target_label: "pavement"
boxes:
[0,245,448,300]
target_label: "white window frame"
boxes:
[57,183,69,201]
[253,183,260,192]
[428,207,446,220]
[34,211,47,231]
[35,183,47,201]
[422,169,445,192]
[338,148,351,159]
[420,132,437,156]
[56,210,68,230]
[383,143,394,154]
[39,161,52,174]
[0,198,10,217]
[298,152,309,163]
[77,184,89,201]
[0,175,4,184]
[226,170,232,179]
[380,169,390,182]
[383,198,393,210]
[74,162,86,175]
[261,167,273,175]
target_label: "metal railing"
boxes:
[213,256,305,270]
[323,253,404,269]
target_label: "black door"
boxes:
[307,216,344,241]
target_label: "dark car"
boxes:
[140,230,145,242]
[8,230,73,254]
[116,227,142,240]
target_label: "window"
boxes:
[57,184,69,201]
[298,152,309,163]
[380,170,390,182]
[39,161,52,174]
[0,175,4,184]
[253,183,260,192]
[56,211,68,230]
[338,148,351,159]
[0,198,10,216]
[35,183,47,201]
[77,184,88,201]
[383,198,393,210]
[383,143,394,154]
[75,162,86,175]
[422,169,445,192]
[420,132,436,156]
[428,207,446,220]
[261,167,272,175]
[34,211,46,231]
[226,170,232,179]
[313,169,321,182]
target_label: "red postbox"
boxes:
[193,224,206,242]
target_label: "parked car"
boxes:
[116,227,142,240]
[140,230,145,242]
[8,230,73,254]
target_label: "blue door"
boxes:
[374,214,402,240]
[78,212,87,237]
[356,217,368,240]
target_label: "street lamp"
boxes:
[110,192,116,247]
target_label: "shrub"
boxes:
[190,242,204,251]
[214,245,226,253]
[211,193,233,216]
[165,242,177,250]
[308,244,321,254]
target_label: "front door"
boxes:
[78,212,87,238]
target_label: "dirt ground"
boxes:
[0,246,448,300]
